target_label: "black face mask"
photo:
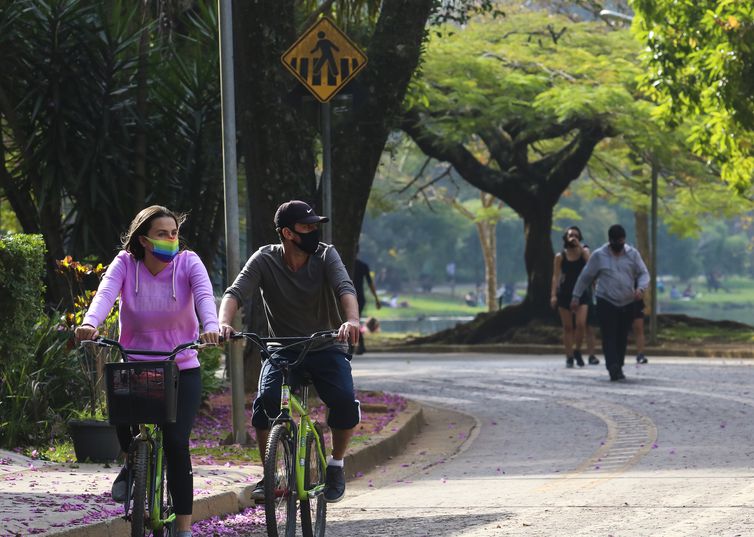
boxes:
[293,228,320,255]
[609,240,624,253]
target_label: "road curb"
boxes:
[45,400,424,536]
[373,343,754,358]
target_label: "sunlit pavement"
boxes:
[321,353,754,537]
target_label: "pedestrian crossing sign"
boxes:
[281,17,367,103]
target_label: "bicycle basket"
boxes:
[105,360,179,424]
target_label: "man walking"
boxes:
[354,245,381,354]
[571,225,649,382]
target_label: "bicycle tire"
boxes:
[264,423,297,537]
[131,440,149,537]
[300,422,326,537]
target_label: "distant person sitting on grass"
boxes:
[683,284,696,299]
[464,291,478,307]
[383,293,409,308]
[670,285,681,299]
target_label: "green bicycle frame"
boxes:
[137,423,176,530]
[279,383,328,500]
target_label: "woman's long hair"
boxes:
[121,205,186,260]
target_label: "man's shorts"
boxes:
[252,347,361,430]
[633,299,645,320]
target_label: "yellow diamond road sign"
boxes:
[281,17,367,103]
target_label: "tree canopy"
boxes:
[631,0,754,192]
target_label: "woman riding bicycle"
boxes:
[75,205,219,537]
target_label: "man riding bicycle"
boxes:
[218,200,360,504]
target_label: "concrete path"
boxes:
[322,352,754,537]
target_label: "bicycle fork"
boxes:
[292,385,327,500]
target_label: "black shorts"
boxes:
[557,290,591,310]
[633,299,645,319]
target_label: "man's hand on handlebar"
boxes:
[75,324,99,343]
[219,323,236,342]
[338,320,360,345]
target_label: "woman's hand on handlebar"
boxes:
[199,331,220,345]
[338,320,360,345]
[75,324,99,343]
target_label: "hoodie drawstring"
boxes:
[135,259,176,300]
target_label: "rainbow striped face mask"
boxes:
[143,236,179,263]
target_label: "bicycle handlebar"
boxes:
[80,337,205,361]
[230,330,340,367]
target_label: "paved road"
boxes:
[321,353,754,537]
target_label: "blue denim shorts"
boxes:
[251,347,360,430]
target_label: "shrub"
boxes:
[0,313,84,448]
[0,234,45,364]
[199,345,223,402]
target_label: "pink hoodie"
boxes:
[82,250,219,369]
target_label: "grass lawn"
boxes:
[365,290,493,320]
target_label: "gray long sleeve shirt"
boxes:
[572,243,650,307]
[223,243,356,338]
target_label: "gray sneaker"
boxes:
[323,465,346,503]
[251,479,265,501]
[111,465,130,503]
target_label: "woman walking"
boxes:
[551,226,591,368]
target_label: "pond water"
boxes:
[375,302,754,335]
[658,301,754,325]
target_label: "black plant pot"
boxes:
[69,419,121,462]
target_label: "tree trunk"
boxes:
[233,1,434,384]
[486,221,497,312]
[521,209,556,319]
[476,219,497,312]
[634,210,652,313]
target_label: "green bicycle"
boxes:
[84,338,204,537]
[232,330,340,537]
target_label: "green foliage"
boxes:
[0,0,226,293]
[199,346,223,402]
[0,234,45,365]
[0,313,84,448]
[632,0,754,191]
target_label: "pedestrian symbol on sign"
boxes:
[311,31,339,78]
[281,17,367,103]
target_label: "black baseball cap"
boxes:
[274,200,329,230]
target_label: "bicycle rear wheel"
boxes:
[131,440,149,537]
[264,423,297,537]
[300,422,326,537]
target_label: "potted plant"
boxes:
[58,257,121,462]
[68,342,121,462]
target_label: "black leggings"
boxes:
[117,367,201,515]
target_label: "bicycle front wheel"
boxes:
[300,422,326,537]
[264,423,297,537]
[131,440,149,537]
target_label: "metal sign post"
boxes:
[218,0,247,444]
[321,100,332,243]
[281,17,367,238]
